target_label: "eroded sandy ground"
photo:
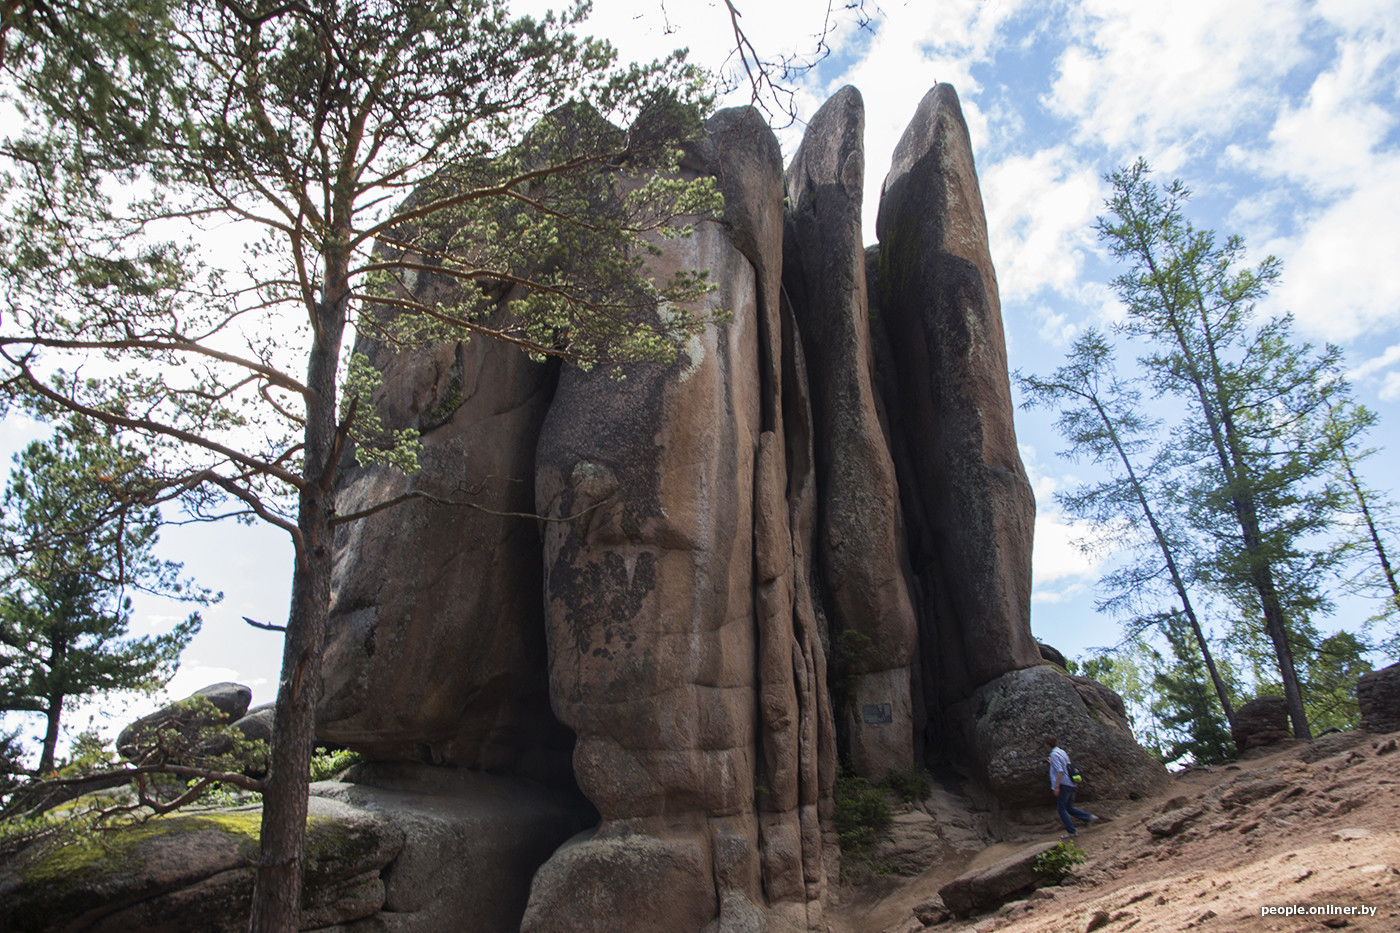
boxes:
[830,731,1400,933]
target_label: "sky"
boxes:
[5,0,1400,751]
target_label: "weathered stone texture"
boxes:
[529,106,832,932]
[943,664,1169,807]
[1357,661,1400,733]
[318,297,568,784]
[784,85,917,777]
[1232,696,1293,752]
[298,84,1162,932]
[313,764,594,932]
[0,798,401,933]
[869,84,1040,711]
[937,840,1059,917]
[117,682,252,758]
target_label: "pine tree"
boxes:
[1324,403,1400,657]
[1150,611,1236,764]
[0,418,206,773]
[1299,630,1372,732]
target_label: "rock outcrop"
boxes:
[868,84,1040,710]
[317,296,568,784]
[304,83,1164,932]
[117,682,253,758]
[313,764,595,931]
[943,665,1169,807]
[0,797,402,933]
[1358,661,1400,734]
[1232,696,1293,753]
[784,86,918,778]
[937,839,1060,918]
[527,104,831,933]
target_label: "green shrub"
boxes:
[309,747,363,782]
[881,765,928,802]
[833,767,893,883]
[1032,839,1085,883]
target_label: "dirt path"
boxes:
[829,731,1400,933]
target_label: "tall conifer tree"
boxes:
[1097,160,1360,740]
[0,418,206,773]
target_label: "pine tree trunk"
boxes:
[247,509,331,933]
[1255,568,1311,739]
[249,251,348,932]
[39,638,67,773]
[1104,407,1236,729]
[38,693,63,774]
[1344,455,1400,610]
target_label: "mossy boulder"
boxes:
[0,798,402,932]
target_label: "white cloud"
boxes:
[1033,582,1091,605]
[1262,162,1400,342]
[1034,306,1079,348]
[1316,0,1400,36]
[1033,506,1104,585]
[1347,343,1400,402]
[1348,343,1400,381]
[982,147,1104,301]
[1021,448,1110,588]
[1257,41,1396,198]
[1381,372,1400,403]
[1230,19,1400,344]
[1046,0,1312,165]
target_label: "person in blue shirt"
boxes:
[1044,734,1096,837]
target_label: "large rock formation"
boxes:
[1232,696,1294,753]
[308,83,1163,933]
[317,295,568,784]
[868,84,1040,710]
[0,797,403,933]
[943,665,1168,808]
[784,86,918,778]
[525,105,835,933]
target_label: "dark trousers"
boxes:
[1056,784,1093,834]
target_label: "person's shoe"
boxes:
[1060,832,1077,839]
[1086,815,1099,828]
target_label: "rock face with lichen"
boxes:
[302,84,1164,932]
[784,86,918,780]
[868,84,1041,709]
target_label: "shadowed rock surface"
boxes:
[312,765,594,932]
[1358,661,1400,733]
[290,83,1162,932]
[117,682,253,759]
[942,665,1169,808]
[1232,696,1293,753]
[784,86,918,779]
[317,297,568,785]
[937,840,1059,918]
[868,84,1039,711]
[0,797,402,933]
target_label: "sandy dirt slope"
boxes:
[829,731,1400,933]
